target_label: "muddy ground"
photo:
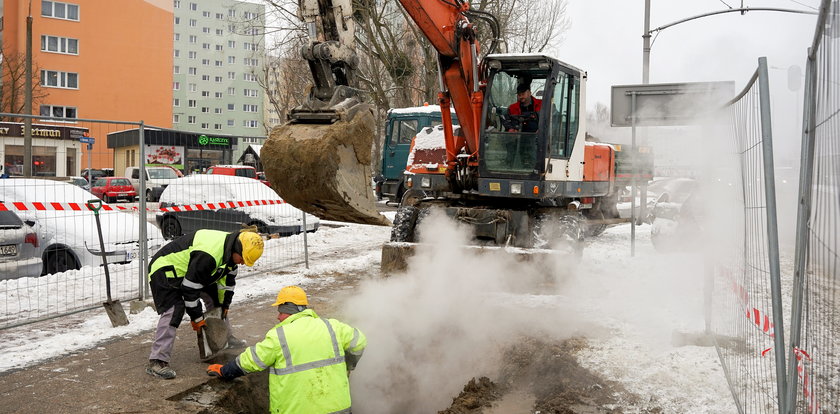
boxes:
[0,250,659,413]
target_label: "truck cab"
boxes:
[376,105,458,203]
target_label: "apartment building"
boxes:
[172,0,265,138]
[0,0,173,172]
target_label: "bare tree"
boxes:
[0,50,48,121]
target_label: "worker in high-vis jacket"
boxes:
[207,286,367,413]
[146,229,264,379]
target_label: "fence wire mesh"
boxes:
[711,61,786,414]
[0,115,307,329]
[787,0,840,412]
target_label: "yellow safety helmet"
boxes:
[238,231,264,267]
[271,285,308,306]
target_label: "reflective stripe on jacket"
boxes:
[149,229,228,278]
[236,309,367,414]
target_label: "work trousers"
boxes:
[148,294,233,363]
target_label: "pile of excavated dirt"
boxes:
[262,111,391,226]
[440,337,654,414]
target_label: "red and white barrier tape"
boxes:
[0,199,286,213]
[719,265,776,339]
[794,348,820,414]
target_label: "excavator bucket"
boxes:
[262,109,391,226]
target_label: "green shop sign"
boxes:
[197,134,230,146]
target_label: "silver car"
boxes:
[0,210,42,279]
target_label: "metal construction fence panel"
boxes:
[0,114,308,329]
[711,59,787,414]
[786,1,840,413]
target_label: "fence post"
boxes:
[784,49,817,414]
[757,57,787,413]
[302,210,309,269]
[138,122,148,300]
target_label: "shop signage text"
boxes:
[0,122,87,140]
[197,134,230,146]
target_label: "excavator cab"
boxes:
[479,55,583,194]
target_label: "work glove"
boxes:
[207,364,224,378]
[191,318,207,331]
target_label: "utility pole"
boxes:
[23,2,33,177]
[642,0,651,84]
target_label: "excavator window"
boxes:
[548,73,579,158]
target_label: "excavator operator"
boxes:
[506,83,542,132]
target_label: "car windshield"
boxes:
[148,168,178,179]
[0,210,23,228]
[111,179,130,186]
[92,179,107,187]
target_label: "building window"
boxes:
[214,76,222,82]
[189,35,197,43]
[244,58,259,66]
[242,104,258,112]
[173,81,180,90]
[174,0,180,7]
[174,98,180,107]
[228,40,236,48]
[189,83,197,92]
[189,51,197,59]
[39,104,77,120]
[41,70,78,89]
[202,11,210,17]
[227,104,235,111]
[40,35,79,55]
[188,116,196,124]
[189,18,197,27]
[201,74,210,81]
[202,27,211,34]
[228,71,236,80]
[227,87,235,96]
[243,73,257,82]
[243,120,258,128]
[174,33,180,41]
[215,92,223,98]
[189,2,197,11]
[188,99,196,107]
[216,29,224,36]
[243,89,258,97]
[174,66,180,74]
[201,59,210,65]
[201,123,209,129]
[228,56,236,64]
[173,114,180,123]
[215,44,223,51]
[214,124,222,130]
[214,108,222,114]
[175,16,180,24]
[244,11,257,19]
[174,49,180,57]
[201,107,209,113]
[228,9,236,17]
[42,1,80,21]
[215,60,223,67]
[201,91,210,97]
[188,67,197,75]
[227,119,235,126]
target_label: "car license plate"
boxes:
[125,251,136,262]
[120,193,128,196]
[0,244,18,256]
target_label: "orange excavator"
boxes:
[263,0,636,259]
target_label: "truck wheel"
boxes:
[390,206,419,242]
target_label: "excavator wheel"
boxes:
[390,206,419,242]
[261,108,391,226]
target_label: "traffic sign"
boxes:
[80,136,95,144]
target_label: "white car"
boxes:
[156,175,320,240]
[617,178,698,224]
[126,166,180,202]
[0,210,42,279]
[0,179,164,275]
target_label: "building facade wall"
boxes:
[2,0,174,170]
[172,0,265,137]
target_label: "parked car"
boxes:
[256,171,271,187]
[617,177,699,224]
[90,177,138,203]
[0,210,42,279]
[206,164,258,179]
[68,176,89,189]
[649,178,702,252]
[81,168,111,184]
[156,175,319,240]
[125,166,180,202]
[0,179,164,275]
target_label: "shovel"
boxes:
[86,199,129,327]
[197,307,229,361]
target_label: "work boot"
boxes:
[146,359,176,380]
[226,335,247,348]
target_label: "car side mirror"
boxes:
[24,220,36,227]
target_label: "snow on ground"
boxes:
[0,220,391,373]
[0,212,738,412]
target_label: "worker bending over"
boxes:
[146,229,264,379]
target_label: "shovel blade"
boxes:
[103,300,129,327]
